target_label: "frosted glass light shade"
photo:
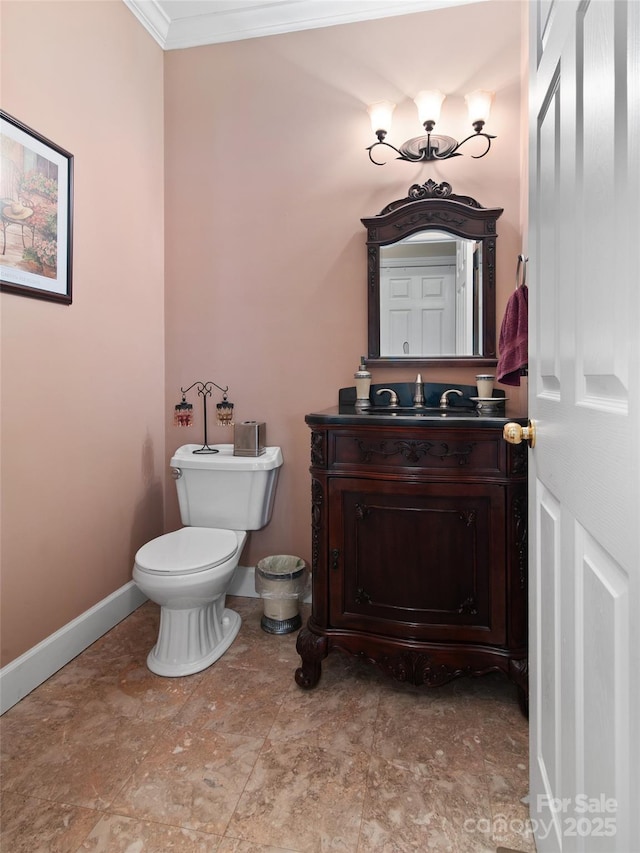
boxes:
[414,90,445,126]
[367,101,395,135]
[465,90,494,125]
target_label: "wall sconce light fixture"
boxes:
[366,89,495,165]
[174,379,234,454]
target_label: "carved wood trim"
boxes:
[513,494,528,590]
[392,210,467,231]
[355,587,372,605]
[457,596,479,615]
[296,627,328,662]
[355,438,475,466]
[354,502,371,520]
[295,628,328,689]
[511,442,527,476]
[509,656,528,687]
[311,478,323,576]
[310,430,325,468]
[381,179,484,213]
[377,651,475,686]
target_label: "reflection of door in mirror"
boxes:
[379,231,480,357]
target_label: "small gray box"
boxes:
[234,421,266,456]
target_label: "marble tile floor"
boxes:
[0,596,536,853]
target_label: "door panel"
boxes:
[537,59,561,394]
[328,478,506,643]
[579,530,630,791]
[537,485,561,805]
[529,2,639,850]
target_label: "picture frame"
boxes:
[1,110,74,305]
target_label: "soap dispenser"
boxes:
[354,357,372,408]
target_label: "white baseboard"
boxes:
[228,564,259,598]
[0,581,147,715]
[0,565,304,715]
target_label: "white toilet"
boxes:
[133,443,283,677]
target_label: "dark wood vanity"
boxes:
[296,394,528,713]
[296,182,528,711]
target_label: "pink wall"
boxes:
[0,1,165,665]
[163,1,525,569]
[0,0,524,670]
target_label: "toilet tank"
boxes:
[170,444,283,530]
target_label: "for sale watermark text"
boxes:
[464,795,617,842]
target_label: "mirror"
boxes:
[362,180,503,367]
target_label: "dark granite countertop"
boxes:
[305,404,527,429]
[306,382,528,429]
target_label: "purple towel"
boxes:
[496,285,528,386]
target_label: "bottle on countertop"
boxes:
[413,373,425,407]
[354,357,372,408]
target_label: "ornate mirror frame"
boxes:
[362,180,503,367]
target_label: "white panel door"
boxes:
[528,2,639,851]
[380,264,456,356]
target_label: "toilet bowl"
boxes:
[133,444,283,677]
[133,527,246,676]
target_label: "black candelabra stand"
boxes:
[174,380,234,454]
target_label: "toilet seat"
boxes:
[134,527,239,576]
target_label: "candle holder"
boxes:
[174,380,234,454]
[174,394,193,427]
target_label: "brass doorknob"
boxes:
[503,420,536,448]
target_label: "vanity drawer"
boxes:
[328,429,505,477]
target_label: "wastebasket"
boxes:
[255,555,308,634]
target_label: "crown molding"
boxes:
[124,0,487,50]
[123,0,171,47]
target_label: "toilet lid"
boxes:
[134,527,239,575]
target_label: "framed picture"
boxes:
[0,110,73,305]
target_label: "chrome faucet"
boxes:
[439,389,463,409]
[412,373,425,408]
[376,388,400,407]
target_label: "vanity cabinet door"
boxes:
[328,477,506,644]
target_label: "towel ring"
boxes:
[516,254,528,289]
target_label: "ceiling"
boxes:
[123,0,487,50]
